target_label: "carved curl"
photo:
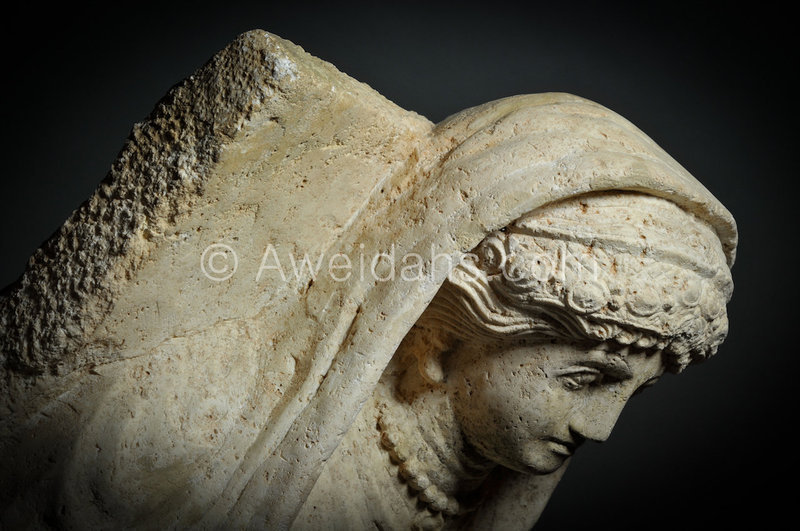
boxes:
[421,192,733,373]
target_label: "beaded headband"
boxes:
[425,192,733,372]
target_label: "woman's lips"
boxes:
[545,437,575,457]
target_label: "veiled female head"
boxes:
[411,190,733,474]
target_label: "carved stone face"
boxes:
[445,340,664,474]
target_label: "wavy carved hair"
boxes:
[417,192,733,374]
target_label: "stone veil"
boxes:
[0,31,736,528]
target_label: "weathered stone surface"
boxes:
[0,30,736,529]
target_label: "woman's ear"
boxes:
[418,351,446,384]
[408,324,456,385]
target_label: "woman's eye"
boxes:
[561,371,602,391]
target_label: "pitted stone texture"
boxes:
[0,30,736,530]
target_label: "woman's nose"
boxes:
[568,397,628,443]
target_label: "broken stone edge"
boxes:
[0,30,417,377]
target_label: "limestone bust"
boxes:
[0,31,736,529]
[296,192,732,529]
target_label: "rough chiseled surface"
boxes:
[0,30,736,530]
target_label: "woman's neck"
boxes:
[375,365,496,518]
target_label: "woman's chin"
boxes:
[526,461,565,475]
[521,446,571,474]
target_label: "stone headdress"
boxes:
[0,31,736,528]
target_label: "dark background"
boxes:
[1,2,793,529]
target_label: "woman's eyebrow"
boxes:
[582,354,633,380]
